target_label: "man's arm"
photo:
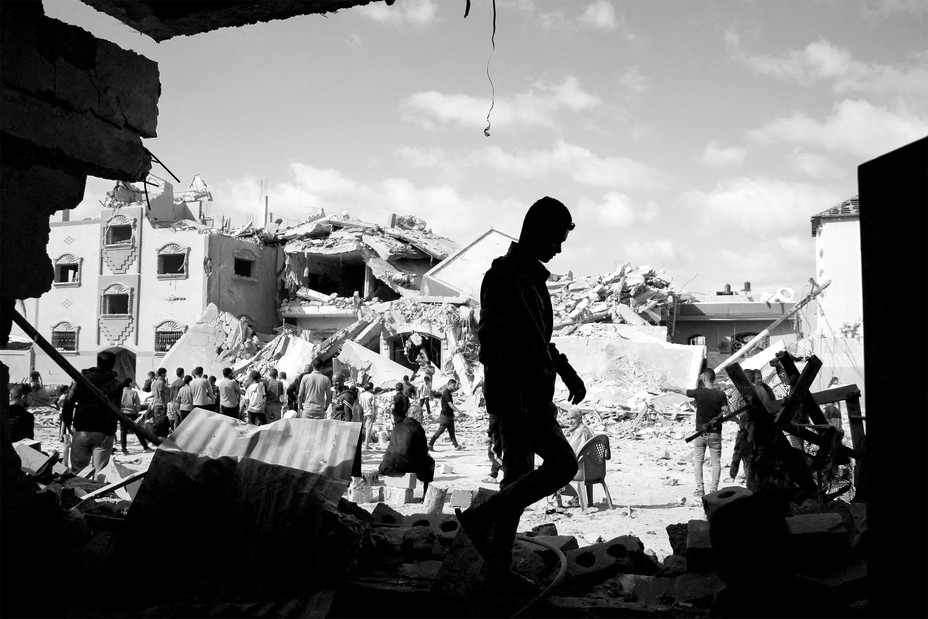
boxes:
[324,380,332,408]
[660,383,689,396]
[550,343,586,405]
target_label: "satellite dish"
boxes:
[778,288,796,301]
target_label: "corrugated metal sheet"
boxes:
[160,409,360,492]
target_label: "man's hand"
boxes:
[564,372,586,405]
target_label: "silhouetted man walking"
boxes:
[457,197,586,592]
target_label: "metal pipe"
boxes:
[510,533,569,618]
[714,280,831,373]
[10,308,163,446]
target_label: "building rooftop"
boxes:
[811,195,859,236]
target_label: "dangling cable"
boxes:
[484,0,497,137]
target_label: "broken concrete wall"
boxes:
[0,0,160,322]
[421,228,518,301]
[205,234,280,334]
[552,336,704,391]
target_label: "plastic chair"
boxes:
[557,434,615,513]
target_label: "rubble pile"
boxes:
[549,262,693,333]
[159,303,263,378]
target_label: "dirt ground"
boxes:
[31,405,744,561]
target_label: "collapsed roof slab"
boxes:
[362,233,426,262]
[383,228,458,261]
[552,336,705,391]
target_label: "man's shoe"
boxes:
[455,507,497,567]
[694,489,704,498]
[481,476,499,484]
[454,444,465,451]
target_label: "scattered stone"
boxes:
[383,486,414,506]
[440,463,454,474]
[530,522,559,536]
[665,523,687,557]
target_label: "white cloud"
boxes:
[683,177,845,234]
[577,192,640,228]
[357,0,439,26]
[729,35,928,98]
[345,33,362,47]
[616,66,648,95]
[399,140,667,191]
[401,76,602,131]
[748,99,928,158]
[700,141,746,167]
[620,238,679,267]
[790,150,846,179]
[580,1,617,30]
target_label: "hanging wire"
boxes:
[484,0,497,137]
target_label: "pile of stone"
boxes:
[549,262,694,333]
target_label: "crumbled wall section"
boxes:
[79,0,382,42]
[0,0,160,314]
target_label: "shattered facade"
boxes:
[13,175,280,385]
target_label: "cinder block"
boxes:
[384,473,417,489]
[371,502,404,526]
[404,512,461,544]
[372,486,385,502]
[702,486,752,521]
[564,535,659,587]
[449,489,476,509]
[665,522,688,557]
[384,486,414,506]
[349,484,373,504]
[685,520,715,572]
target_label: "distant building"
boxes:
[671,282,798,370]
[808,195,865,394]
[14,175,280,385]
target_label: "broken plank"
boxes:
[774,353,829,426]
[774,355,823,428]
[72,470,147,507]
[812,384,862,405]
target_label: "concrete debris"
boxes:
[159,303,261,378]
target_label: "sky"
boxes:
[47,0,928,297]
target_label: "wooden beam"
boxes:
[774,353,829,426]
[73,470,147,507]
[811,384,861,405]
[773,355,822,428]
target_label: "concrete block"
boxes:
[401,527,442,561]
[404,513,461,545]
[702,486,752,521]
[673,571,724,608]
[14,442,68,476]
[511,539,555,582]
[785,513,851,568]
[564,535,659,587]
[371,486,385,503]
[384,473,417,489]
[398,560,443,580]
[685,520,715,572]
[449,489,475,509]
[349,484,373,504]
[371,502,404,526]
[384,487,414,506]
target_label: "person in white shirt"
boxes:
[360,382,378,449]
[243,370,267,425]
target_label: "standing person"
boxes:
[483,412,503,484]
[142,371,155,393]
[456,197,584,589]
[264,369,284,423]
[8,384,35,442]
[119,378,149,453]
[752,369,779,414]
[27,370,43,399]
[330,385,356,422]
[168,368,185,428]
[286,365,310,413]
[662,369,730,498]
[278,371,289,410]
[402,375,417,401]
[419,375,434,418]
[428,378,465,451]
[61,351,123,476]
[216,367,241,419]
[360,382,378,449]
[297,358,331,420]
[391,382,410,419]
[189,367,212,412]
[148,368,171,437]
[175,375,194,425]
[242,370,267,425]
